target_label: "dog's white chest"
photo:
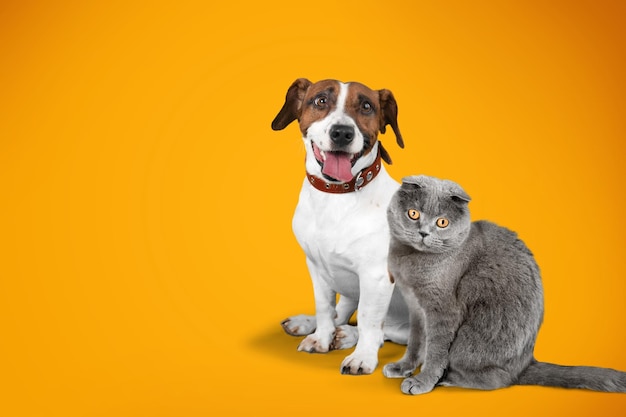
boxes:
[292,173,398,295]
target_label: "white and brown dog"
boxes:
[272,78,409,375]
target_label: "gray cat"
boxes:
[384,175,626,394]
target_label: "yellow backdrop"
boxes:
[1,1,625,416]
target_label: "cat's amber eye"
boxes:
[407,209,420,220]
[436,218,450,228]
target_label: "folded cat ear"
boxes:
[446,181,471,204]
[401,175,428,188]
[451,193,471,204]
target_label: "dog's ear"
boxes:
[378,89,404,149]
[271,78,312,130]
[379,142,393,165]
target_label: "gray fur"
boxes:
[383,175,626,394]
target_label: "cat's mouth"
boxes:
[415,236,446,253]
[312,142,361,182]
[416,239,431,250]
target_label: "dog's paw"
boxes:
[281,314,316,336]
[340,352,377,375]
[401,376,436,395]
[297,334,331,353]
[330,325,358,350]
[382,361,417,379]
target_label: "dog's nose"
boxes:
[329,124,355,146]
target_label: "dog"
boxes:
[271,78,410,375]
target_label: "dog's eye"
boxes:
[436,218,450,228]
[408,209,420,220]
[314,96,328,109]
[360,101,373,114]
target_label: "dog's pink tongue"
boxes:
[323,152,353,182]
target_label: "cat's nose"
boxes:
[419,232,429,238]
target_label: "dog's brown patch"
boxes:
[344,82,383,158]
[297,79,340,136]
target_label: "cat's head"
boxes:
[388,175,471,254]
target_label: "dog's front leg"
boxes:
[297,259,337,353]
[340,271,394,375]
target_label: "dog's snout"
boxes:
[329,124,355,146]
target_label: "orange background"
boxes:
[1,1,625,416]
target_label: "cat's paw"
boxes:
[297,333,331,353]
[330,325,358,350]
[281,314,316,336]
[340,352,377,375]
[401,376,436,395]
[382,361,416,379]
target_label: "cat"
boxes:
[383,174,626,394]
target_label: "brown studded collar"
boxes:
[306,150,382,194]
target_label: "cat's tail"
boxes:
[516,359,626,392]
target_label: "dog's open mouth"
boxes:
[312,142,359,182]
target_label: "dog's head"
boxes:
[272,78,404,183]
